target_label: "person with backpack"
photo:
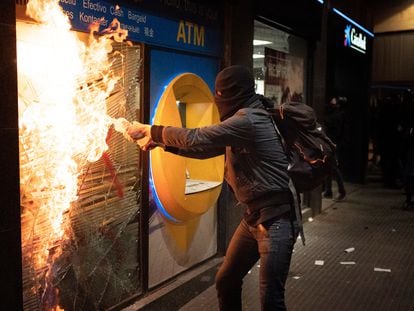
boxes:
[323,96,347,202]
[124,65,301,310]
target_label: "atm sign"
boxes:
[176,20,205,47]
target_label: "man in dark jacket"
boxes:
[323,96,347,201]
[126,65,302,310]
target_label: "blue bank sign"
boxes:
[59,0,222,57]
[344,24,367,54]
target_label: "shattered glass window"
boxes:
[19,30,143,310]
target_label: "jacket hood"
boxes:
[214,65,259,120]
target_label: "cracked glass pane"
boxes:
[18,14,143,309]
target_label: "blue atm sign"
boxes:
[59,0,221,57]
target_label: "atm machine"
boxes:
[148,48,224,287]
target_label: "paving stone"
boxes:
[180,182,414,311]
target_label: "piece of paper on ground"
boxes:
[340,261,356,265]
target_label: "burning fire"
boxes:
[17,0,130,308]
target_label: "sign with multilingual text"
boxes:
[59,0,222,57]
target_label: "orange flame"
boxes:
[17,0,128,307]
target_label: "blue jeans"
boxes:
[216,217,299,311]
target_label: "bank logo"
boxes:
[344,24,366,54]
[344,25,352,47]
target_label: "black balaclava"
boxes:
[214,65,260,121]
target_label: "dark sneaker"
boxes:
[334,193,346,202]
[323,191,333,199]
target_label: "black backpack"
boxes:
[266,101,337,193]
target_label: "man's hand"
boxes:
[124,121,162,151]
[139,139,164,151]
[126,121,151,141]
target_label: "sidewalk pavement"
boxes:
[123,181,414,311]
[178,181,414,311]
